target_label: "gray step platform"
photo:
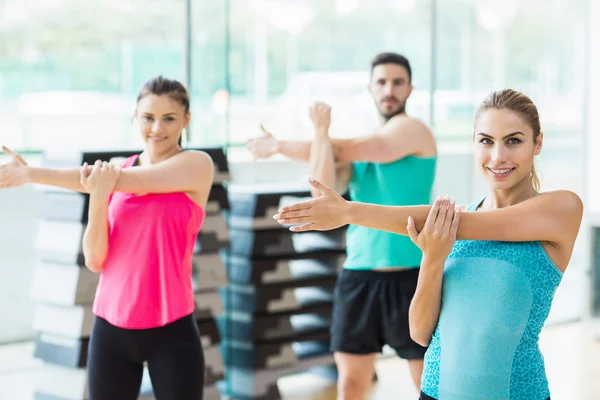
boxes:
[194,289,225,319]
[218,352,336,400]
[222,251,345,285]
[30,262,99,306]
[34,220,85,265]
[229,228,346,258]
[195,213,231,253]
[33,304,94,339]
[192,253,228,292]
[34,333,88,368]
[216,303,332,341]
[220,337,331,370]
[219,277,336,314]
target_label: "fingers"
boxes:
[308,177,333,196]
[273,209,310,221]
[424,197,441,230]
[277,199,314,213]
[278,216,313,225]
[435,196,451,230]
[450,206,461,239]
[259,124,270,136]
[1,146,14,156]
[289,223,316,232]
[441,199,455,230]
[15,154,26,165]
[407,216,418,242]
[80,162,88,185]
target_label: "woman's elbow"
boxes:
[410,330,431,348]
[83,255,105,273]
[409,321,432,347]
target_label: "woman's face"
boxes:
[474,108,542,191]
[136,94,189,152]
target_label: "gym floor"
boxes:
[0,322,598,400]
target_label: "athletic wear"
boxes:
[421,198,563,400]
[330,268,427,359]
[344,156,436,270]
[419,392,549,400]
[93,154,206,329]
[87,314,204,400]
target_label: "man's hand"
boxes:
[245,124,279,159]
[309,102,331,134]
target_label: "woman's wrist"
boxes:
[89,191,111,206]
[421,254,447,268]
[344,200,356,226]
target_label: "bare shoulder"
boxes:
[175,150,214,185]
[387,115,436,156]
[536,190,583,218]
[175,150,213,171]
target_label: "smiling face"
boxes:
[474,108,543,191]
[136,94,190,153]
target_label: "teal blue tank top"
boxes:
[421,199,563,400]
[344,156,436,269]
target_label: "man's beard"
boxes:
[377,99,406,122]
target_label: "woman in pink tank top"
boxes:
[0,76,213,400]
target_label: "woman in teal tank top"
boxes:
[274,89,584,400]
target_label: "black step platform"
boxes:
[222,250,345,285]
[229,228,346,258]
[227,184,311,230]
[220,336,331,370]
[195,213,230,253]
[216,303,332,341]
[219,277,336,314]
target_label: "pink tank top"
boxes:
[92,155,206,329]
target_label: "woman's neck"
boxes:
[139,146,182,166]
[482,179,538,210]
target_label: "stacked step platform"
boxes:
[29,148,229,400]
[217,183,347,400]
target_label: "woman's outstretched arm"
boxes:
[1,147,213,198]
[276,178,583,252]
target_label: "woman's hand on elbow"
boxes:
[80,160,121,197]
[407,196,460,264]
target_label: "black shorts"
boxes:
[330,268,427,359]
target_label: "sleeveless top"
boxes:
[92,155,206,329]
[344,156,436,269]
[421,198,563,400]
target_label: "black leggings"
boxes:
[419,392,550,400]
[87,314,204,400]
